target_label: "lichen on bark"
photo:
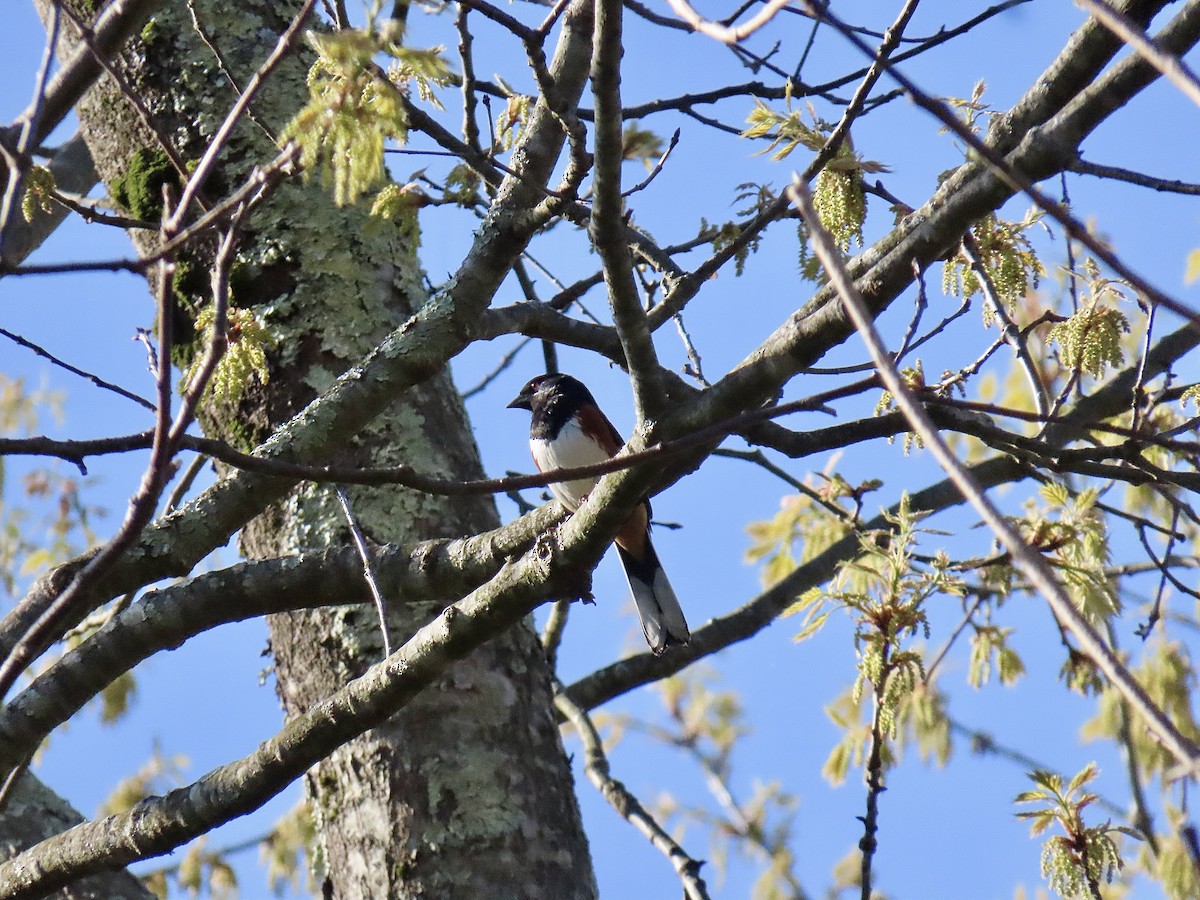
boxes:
[26,0,599,896]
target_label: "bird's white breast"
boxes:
[531,418,610,511]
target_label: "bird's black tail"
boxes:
[615,539,689,654]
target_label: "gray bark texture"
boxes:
[18,0,598,897]
[0,773,153,900]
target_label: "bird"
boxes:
[508,373,690,655]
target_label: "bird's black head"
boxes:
[507,373,593,413]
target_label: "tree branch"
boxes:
[0,506,567,773]
[664,0,798,45]
[14,0,161,151]
[590,0,662,418]
[564,317,1200,713]
[790,176,1200,781]
[1077,0,1200,107]
[0,403,672,898]
[556,689,712,900]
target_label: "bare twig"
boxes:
[462,336,536,400]
[664,0,797,45]
[1071,157,1200,194]
[1106,623,1161,854]
[167,0,318,232]
[163,453,210,516]
[953,720,1129,816]
[1077,0,1200,107]
[0,756,33,816]
[186,0,247,97]
[534,0,576,38]
[674,312,711,387]
[1130,299,1158,431]
[555,689,712,900]
[961,233,1050,417]
[455,5,483,157]
[623,128,680,197]
[334,486,392,658]
[891,257,929,363]
[859,640,891,900]
[0,326,155,413]
[185,0,276,141]
[47,189,155,230]
[925,595,987,684]
[540,599,571,669]
[1135,513,1198,638]
[171,225,238,427]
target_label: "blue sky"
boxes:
[3,1,1200,897]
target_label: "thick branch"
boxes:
[0,134,99,267]
[564,319,1200,710]
[590,0,662,417]
[0,506,565,771]
[12,0,160,150]
[1078,0,1200,107]
[674,0,1196,441]
[0,415,667,898]
[0,0,601,677]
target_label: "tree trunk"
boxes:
[30,0,597,896]
[0,774,153,899]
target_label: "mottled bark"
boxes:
[23,0,596,896]
[0,773,153,900]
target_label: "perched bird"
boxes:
[508,373,690,654]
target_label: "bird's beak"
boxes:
[507,390,532,411]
